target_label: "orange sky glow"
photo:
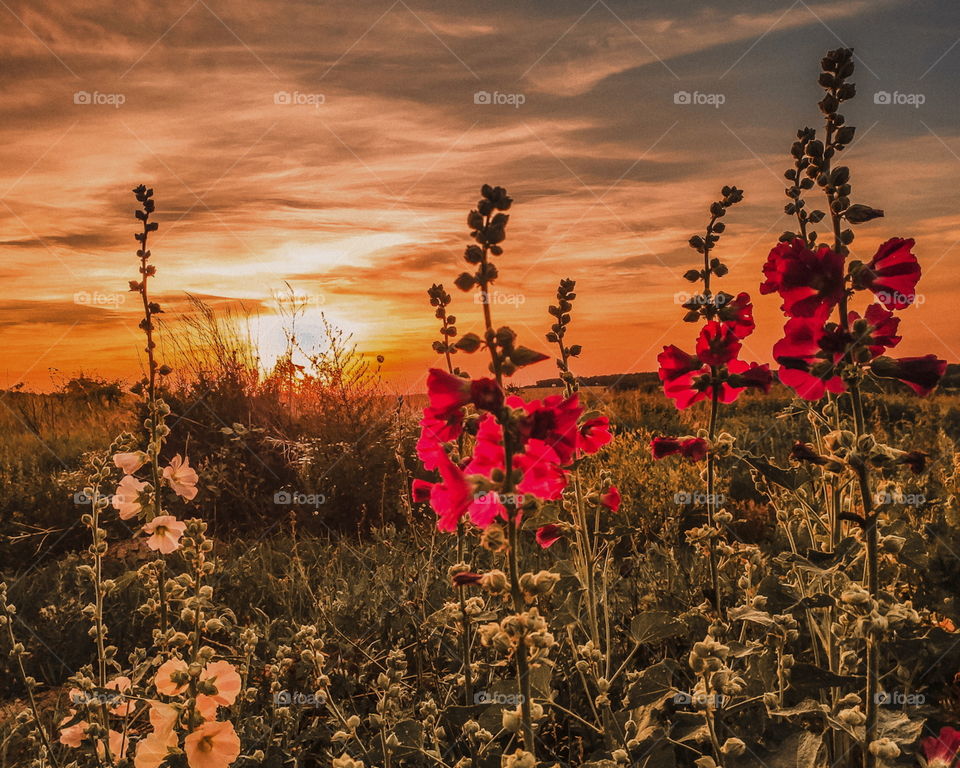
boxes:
[1,0,959,393]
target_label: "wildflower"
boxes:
[183,720,241,768]
[155,657,189,695]
[922,726,960,768]
[114,451,148,475]
[452,571,483,586]
[106,676,134,716]
[426,369,503,424]
[58,716,89,748]
[100,730,129,761]
[577,415,613,454]
[535,523,563,549]
[143,515,187,554]
[850,303,901,358]
[163,455,199,501]
[411,479,432,504]
[856,237,921,309]
[774,314,847,400]
[650,436,709,462]
[135,729,178,768]
[716,292,755,339]
[600,485,621,512]
[417,448,473,532]
[870,355,947,396]
[515,440,567,501]
[760,238,847,317]
[113,475,147,520]
[658,345,770,409]
[695,322,741,366]
[513,393,581,465]
[201,660,241,707]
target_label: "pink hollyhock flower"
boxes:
[658,346,770,410]
[201,661,241,707]
[922,726,960,768]
[717,292,755,339]
[98,730,128,762]
[429,449,474,532]
[858,237,921,310]
[600,485,621,512]
[466,414,506,478]
[515,439,568,501]
[59,716,89,748]
[163,455,199,501]
[426,369,503,417]
[512,393,582,466]
[536,523,564,549]
[870,355,947,396]
[114,451,148,475]
[850,302,901,358]
[135,727,178,768]
[143,516,187,555]
[650,436,709,462]
[112,475,147,520]
[760,238,846,318]
[578,415,613,454]
[184,720,240,768]
[728,360,773,394]
[155,657,189,696]
[106,676,134,716]
[468,490,506,528]
[411,478,432,503]
[773,315,846,400]
[417,414,462,464]
[696,322,742,366]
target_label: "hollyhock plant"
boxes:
[163,454,199,501]
[854,237,921,309]
[922,726,960,768]
[760,238,847,318]
[143,515,187,554]
[184,720,241,768]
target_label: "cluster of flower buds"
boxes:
[791,431,928,479]
[546,278,582,391]
[477,608,555,659]
[427,283,461,366]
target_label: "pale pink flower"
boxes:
[97,730,128,761]
[58,716,89,748]
[134,729,178,768]
[114,451,148,475]
[143,516,187,555]
[112,475,147,520]
[184,720,241,768]
[106,675,134,716]
[163,455,199,501]
[201,661,241,707]
[154,657,189,696]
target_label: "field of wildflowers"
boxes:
[2,47,960,768]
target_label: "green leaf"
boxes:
[629,611,685,644]
[510,346,550,367]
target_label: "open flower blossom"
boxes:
[114,450,148,475]
[600,485,621,512]
[870,354,947,396]
[143,515,187,554]
[134,702,180,768]
[113,475,147,520]
[196,660,242,718]
[535,523,564,549]
[650,436,709,462]
[716,291,755,338]
[577,415,613,454]
[59,715,89,748]
[106,676,134,716]
[922,726,960,768]
[760,239,846,318]
[155,656,189,695]
[184,720,241,768]
[856,237,921,309]
[163,455,199,500]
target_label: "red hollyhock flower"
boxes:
[859,237,920,310]
[452,571,483,586]
[717,292,755,339]
[773,315,846,400]
[870,355,947,396]
[849,303,901,358]
[511,393,582,466]
[922,726,960,768]
[416,416,459,470]
[535,523,564,549]
[515,440,568,501]
[600,485,621,512]
[760,239,846,318]
[578,415,613,454]
[695,322,742,366]
[425,449,473,532]
[658,346,770,409]
[650,436,709,462]
[465,414,505,478]
[411,478,432,503]
[425,369,503,430]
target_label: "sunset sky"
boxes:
[2,0,959,392]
